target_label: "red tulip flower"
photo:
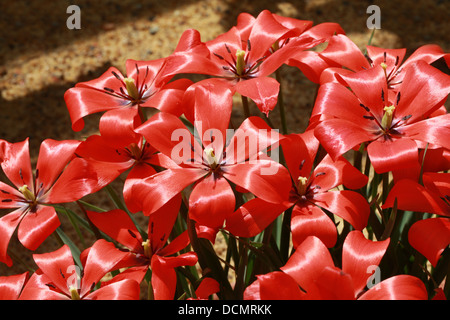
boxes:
[226,130,369,248]
[313,60,450,174]
[18,240,139,300]
[244,231,429,300]
[131,83,292,231]
[75,120,179,215]
[0,272,29,300]
[163,10,326,115]
[384,167,450,267]
[317,34,449,88]
[0,138,114,266]
[86,208,198,300]
[64,58,192,135]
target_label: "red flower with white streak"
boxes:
[226,130,369,248]
[163,10,326,115]
[131,83,292,231]
[86,208,197,300]
[317,34,449,88]
[18,240,139,300]
[64,58,192,136]
[0,138,114,266]
[244,231,429,300]
[313,60,450,174]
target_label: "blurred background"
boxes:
[1,0,449,278]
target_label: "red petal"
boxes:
[313,266,356,300]
[98,106,141,147]
[408,218,450,267]
[367,138,419,174]
[189,174,235,229]
[36,139,81,191]
[358,275,428,300]
[225,197,290,238]
[86,209,143,253]
[0,138,33,189]
[86,279,140,300]
[313,154,368,191]
[320,34,371,72]
[342,231,390,295]
[0,272,29,300]
[0,208,24,266]
[246,10,291,63]
[256,271,306,300]
[80,239,131,297]
[150,253,198,300]
[235,77,280,115]
[403,114,450,151]
[64,67,126,132]
[291,204,337,248]
[18,205,60,251]
[46,158,119,204]
[395,61,450,121]
[383,179,450,216]
[222,160,292,204]
[135,112,203,165]
[194,277,220,299]
[314,118,373,161]
[312,190,370,231]
[131,168,205,215]
[32,244,75,297]
[280,236,335,297]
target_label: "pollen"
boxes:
[204,147,218,168]
[19,185,35,202]
[123,77,139,100]
[235,50,246,76]
[297,176,308,196]
[381,105,396,129]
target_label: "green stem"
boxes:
[241,94,250,118]
[275,69,287,135]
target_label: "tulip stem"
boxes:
[241,94,250,118]
[275,69,288,135]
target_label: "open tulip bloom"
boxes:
[1,10,449,302]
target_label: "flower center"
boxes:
[204,147,219,169]
[297,176,308,196]
[126,142,142,160]
[19,185,36,203]
[69,286,81,300]
[124,78,140,101]
[142,239,152,258]
[381,105,396,130]
[235,50,246,76]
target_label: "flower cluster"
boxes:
[1,10,449,301]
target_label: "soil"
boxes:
[0,0,449,297]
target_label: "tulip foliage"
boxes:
[1,10,449,301]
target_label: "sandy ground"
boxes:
[0,0,449,296]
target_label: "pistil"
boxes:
[204,148,218,169]
[297,176,308,196]
[381,105,396,130]
[124,78,139,101]
[142,239,152,258]
[235,50,246,76]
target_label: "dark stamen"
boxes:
[363,115,375,120]
[247,39,251,51]
[359,103,370,112]
[2,199,12,202]
[396,92,401,105]
[381,89,385,102]
[224,44,231,54]
[383,52,386,63]
[104,87,115,93]
[401,115,412,121]
[299,159,305,170]
[128,229,137,238]
[0,190,10,194]
[213,52,224,60]
[394,55,399,66]
[111,71,121,80]
[315,172,326,177]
